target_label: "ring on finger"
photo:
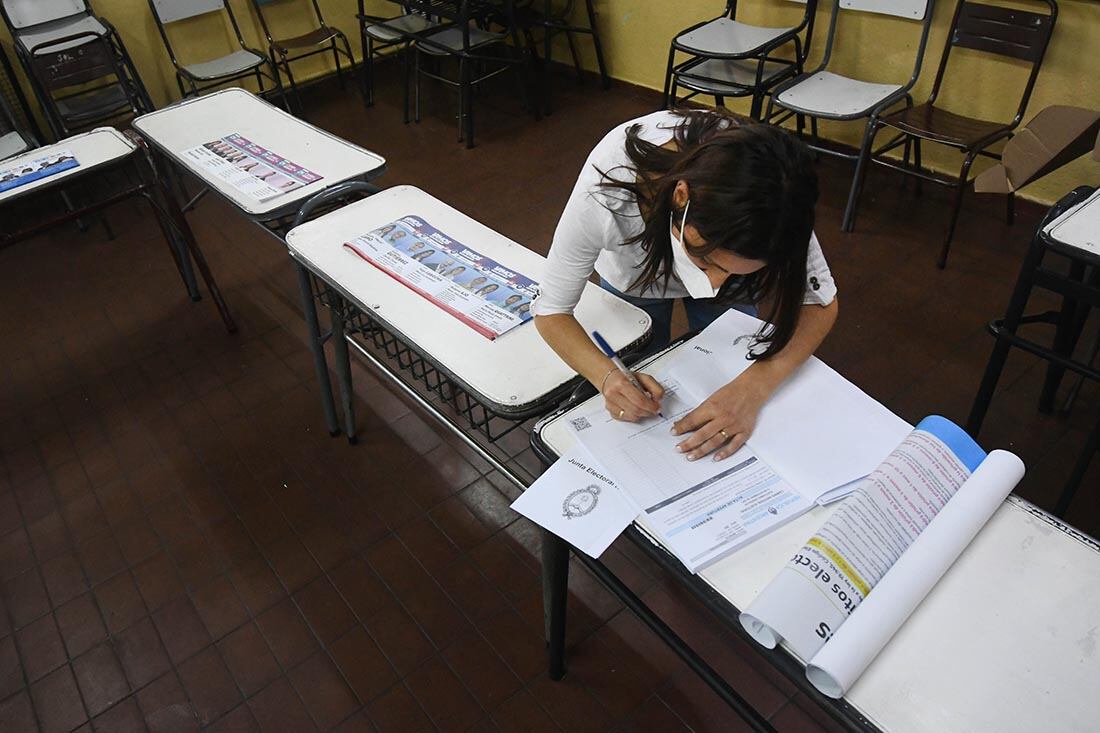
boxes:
[618,409,625,419]
[718,429,730,440]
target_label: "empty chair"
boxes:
[0,87,34,160]
[663,0,818,120]
[406,0,534,149]
[357,2,440,113]
[249,0,355,117]
[1,0,153,135]
[844,0,1057,268]
[148,0,287,107]
[0,41,41,150]
[765,0,936,226]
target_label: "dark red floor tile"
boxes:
[114,617,172,690]
[442,633,522,712]
[93,479,143,530]
[169,533,223,591]
[429,496,496,553]
[177,646,241,727]
[26,512,71,565]
[62,493,110,546]
[2,567,50,629]
[528,673,616,733]
[619,695,693,733]
[191,575,248,641]
[658,672,756,733]
[132,553,186,612]
[367,683,435,733]
[151,597,211,666]
[94,572,147,635]
[330,710,378,733]
[30,664,88,733]
[294,577,356,646]
[0,634,23,700]
[263,534,323,593]
[137,672,200,733]
[327,557,390,622]
[13,477,56,525]
[489,690,559,733]
[434,557,509,622]
[0,491,22,539]
[404,655,483,732]
[288,651,359,731]
[218,622,281,698]
[248,677,318,733]
[227,556,284,616]
[329,626,397,706]
[40,551,89,608]
[256,598,318,670]
[363,601,434,678]
[76,534,128,588]
[114,518,163,568]
[92,697,146,733]
[204,703,260,733]
[478,608,545,684]
[0,689,37,732]
[72,643,130,717]
[15,614,66,682]
[0,529,34,581]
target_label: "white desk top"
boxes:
[132,88,387,220]
[1044,188,1100,259]
[537,346,1100,733]
[286,186,652,412]
[0,127,134,205]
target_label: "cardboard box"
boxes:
[973,106,1100,194]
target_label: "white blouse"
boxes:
[532,110,838,317]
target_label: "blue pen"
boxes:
[591,331,663,418]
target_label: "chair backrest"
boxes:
[150,0,226,25]
[1,0,87,30]
[930,0,1057,122]
[28,32,120,93]
[840,0,929,19]
[816,0,936,86]
[250,0,326,44]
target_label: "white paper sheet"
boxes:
[804,450,1025,698]
[670,310,912,503]
[509,447,639,558]
[569,385,811,572]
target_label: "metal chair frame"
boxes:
[147,0,288,108]
[402,0,536,148]
[248,0,355,118]
[764,0,936,206]
[844,0,1057,268]
[1,0,153,138]
[357,2,440,117]
[663,0,819,120]
[967,186,1100,522]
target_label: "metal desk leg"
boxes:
[295,263,341,436]
[542,530,569,680]
[329,295,358,445]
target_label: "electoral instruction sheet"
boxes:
[343,216,539,340]
[180,133,322,203]
[568,381,811,572]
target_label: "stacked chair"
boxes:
[1,0,153,137]
[663,0,819,120]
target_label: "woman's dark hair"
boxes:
[597,109,819,359]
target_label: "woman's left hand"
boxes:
[671,373,770,461]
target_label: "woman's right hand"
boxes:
[600,370,665,422]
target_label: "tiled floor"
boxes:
[1,60,1097,733]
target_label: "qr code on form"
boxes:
[569,416,592,432]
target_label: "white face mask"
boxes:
[669,200,720,299]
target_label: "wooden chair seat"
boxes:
[882,102,1011,149]
[273,26,339,53]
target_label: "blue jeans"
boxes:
[600,280,757,356]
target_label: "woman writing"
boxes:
[533,109,837,462]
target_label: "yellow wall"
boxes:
[573,0,1100,205]
[3,0,1097,203]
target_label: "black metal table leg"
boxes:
[541,530,569,681]
[295,263,341,437]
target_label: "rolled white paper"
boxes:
[805,450,1024,698]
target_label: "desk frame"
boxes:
[528,349,883,733]
[0,130,236,333]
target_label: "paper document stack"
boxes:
[513,310,913,571]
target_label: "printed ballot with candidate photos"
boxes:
[344,216,539,340]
